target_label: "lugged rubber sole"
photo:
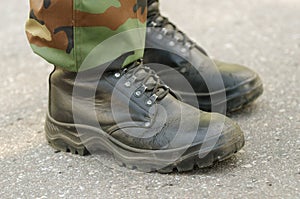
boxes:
[45,114,245,173]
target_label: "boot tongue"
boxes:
[134,67,158,88]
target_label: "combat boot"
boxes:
[45,59,244,173]
[144,0,263,113]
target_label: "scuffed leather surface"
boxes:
[49,65,239,150]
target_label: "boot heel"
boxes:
[45,114,89,156]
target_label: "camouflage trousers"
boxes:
[26,0,147,72]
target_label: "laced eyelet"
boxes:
[161,28,168,35]
[129,75,137,82]
[150,21,158,27]
[124,75,137,88]
[146,100,153,106]
[156,34,163,40]
[169,41,175,46]
[134,85,147,98]
[181,48,187,53]
[114,72,121,78]
[145,121,151,127]
[122,61,169,104]
[174,35,181,41]
[180,67,187,73]
[121,68,128,76]
[124,81,131,87]
[185,42,193,49]
[146,94,158,106]
[150,94,158,101]
[135,90,142,97]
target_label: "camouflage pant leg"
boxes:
[25,0,147,72]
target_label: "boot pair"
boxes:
[144,0,263,112]
[45,1,263,173]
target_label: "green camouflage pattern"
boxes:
[26,0,147,72]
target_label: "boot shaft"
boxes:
[48,60,167,131]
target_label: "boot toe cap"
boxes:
[214,59,261,88]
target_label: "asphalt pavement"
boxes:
[0,0,299,198]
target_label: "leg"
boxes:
[25,0,147,72]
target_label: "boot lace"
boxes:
[147,0,207,55]
[120,60,170,105]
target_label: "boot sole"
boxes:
[45,114,245,173]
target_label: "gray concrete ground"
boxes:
[0,0,299,198]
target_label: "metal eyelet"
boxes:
[169,41,175,46]
[135,90,142,97]
[161,28,168,35]
[150,21,158,27]
[124,75,137,88]
[122,68,128,74]
[174,35,181,41]
[180,67,187,73]
[185,42,193,49]
[156,34,163,40]
[114,72,121,78]
[124,81,131,87]
[181,48,187,53]
[150,94,158,101]
[146,100,153,106]
[145,122,151,127]
[129,75,137,82]
[146,94,158,106]
[134,85,147,98]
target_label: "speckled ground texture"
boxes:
[0,0,299,198]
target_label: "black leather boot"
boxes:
[45,60,244,173]
[144,0,263,113]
